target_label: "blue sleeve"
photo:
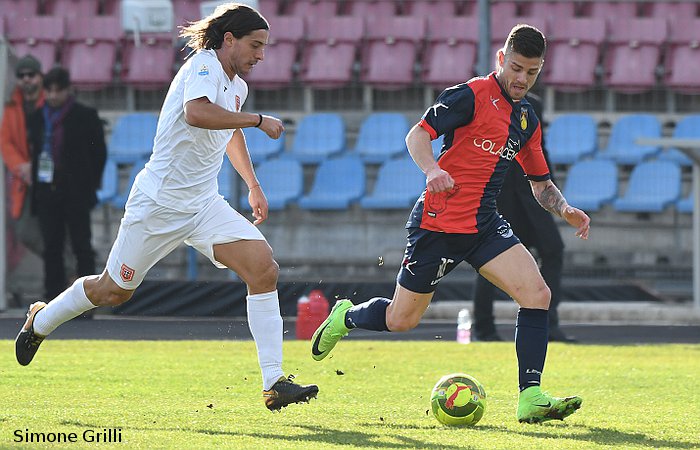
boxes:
[420,84,475,138]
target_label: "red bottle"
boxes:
[295,290,330,340]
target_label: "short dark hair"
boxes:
[180,3,269,51]
[43,67,71,90]
[504,24,546,59]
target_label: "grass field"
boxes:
[1,339,699,449]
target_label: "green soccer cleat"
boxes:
[310,299,353,361]
[517,386,583,424]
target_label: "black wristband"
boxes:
[255,113,263,128]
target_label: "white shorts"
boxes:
[106,186,265,289]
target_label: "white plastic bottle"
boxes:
[456,308,472,344]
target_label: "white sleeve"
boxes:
[183,56,219,106]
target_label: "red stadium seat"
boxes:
[645,1,697,19]
[172,0,201,26]
[406,0,458,17]
[286,0,338,17]
[361,16,426,89]
[522,1,576,21]
[7,16,64,72]
[345,0,397,17]
[0,0,39,21]
[44,0,99,18]
[423,16,479,88]
[300,16,364,88]
[545,17,606,92]
[258,0,282,17]
[665,18,700,93]
[245,16,304,89]
[604,18,667,93]
[582,1,638,18]
[63,16,122,88]
[122,33,176,88]
[490,1,517,17]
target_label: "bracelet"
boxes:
[255,113,263,128]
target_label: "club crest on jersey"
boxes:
[235,95,241,112]
[520,109,528,130]
[198,65,209,76]
[120,264,135,282]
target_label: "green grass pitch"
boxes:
[1,340,699,449]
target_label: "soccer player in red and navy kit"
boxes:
[311,24,590,424]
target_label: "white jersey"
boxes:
[135,49,248,213]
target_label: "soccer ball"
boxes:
[430,373,486,426]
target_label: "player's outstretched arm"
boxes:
[530,180,590,240]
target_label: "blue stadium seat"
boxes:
[218,158,235,201]
[285,113,345,163]
[239,158,303,210]
[97,159,118,204]
[597,114,661,165]
[244,126,284,164]
[110,158,148,209]
[547,114,597,164]
[658,115,700,167]
[298,156,365,210]
[432,134,445,159]
[563,160,617,211]
[677,192,693,214]
[108,113,159,163]
[360,158,425,209]
[354,113,409,163]
[613,161,682,213]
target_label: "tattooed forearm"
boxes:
[536,183,568,218]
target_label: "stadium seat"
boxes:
[546,114,597,164]
[490,1,517,17]
[244,126,285,164]
[63,16,122,89]
[562,160,617,212]
[522,1,576,21]
[604,18,668,93]
[257,0,281,17]
[122,33,175,88]
[172,0,201,26]
[677,192,693,214]
[0,0,39,21]
[665,18,700,94]
[406,0,458,17]
[239,158,303,210]
[613,161,682,213]
[298,156,365,210]
[545,17,606,91]
[423,16,479,88]
[110,158,148,210]
[658,115,700,167]
[360,158,425,209]
[597,114,661,165]
[646,1,697,19]
[108,113,159,163]
[354,113,409,163]
[489,16,547,60]
[346,0,397,17]
[432,134,445,159]
[285,113,345,163]
[97,159,118,204]
[583,1,638,18]
[7,16,65,72]
[44,0,99,18]
[245,16,304,89]
[299,16,363,89]
[361,16,426,89]
[286,0,338,17]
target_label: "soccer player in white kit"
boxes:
[15,3,319,411]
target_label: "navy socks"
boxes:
[515,308,549,391]
[344,297,390,332]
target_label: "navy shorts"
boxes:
[397,215,520,294]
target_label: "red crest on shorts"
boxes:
[235,95,241,112]
[120,264,135,282]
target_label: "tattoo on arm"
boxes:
[536,184,567,218]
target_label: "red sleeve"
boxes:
[515,123,550,181]
[418,119,437,140]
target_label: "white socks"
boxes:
[246,290,284,391]
[33,277,97,336]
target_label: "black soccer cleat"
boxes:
[262,375,319,411]
[15,302,47,366]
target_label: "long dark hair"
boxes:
[180,3,269,51]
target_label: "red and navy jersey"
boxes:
[407,72,550,234]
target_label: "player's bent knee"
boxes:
[246,260,279,291]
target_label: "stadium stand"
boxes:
[583,0,639,18]
[299,16,364,88]
[665,18,700,94]
[677,192,694,214]
[360,158,425,209]
[218,157,234,201]
[613,161,682,213]
[45,0,100,18]
[361,16,426,89]
[258,0,281,16]
[245,15,304,89]
[110,158,147,209]
[244,126,285,164]
[658,114,700,167]
[286,0,339,17]
[562,160,617,212]
[597,114,661,165]
[6,16,64,72]
[604,18,668,93]
[523,1,576,21]
[545,17,606,91]
[354,112,409,163]
[406,0,458,17]
[108,112,159,163]
[239,158,304,210]
[432,134,444,159]
[97,159,118,205]
[346,0,397,17]
[285,113,345,163]
[298,155,365,210]
[646,0,698,19]
[172,0,202,26]
[546,114,598,164]
[490,1,517,17]
[122,33,176,88]
[0,0,39,21]
[63,16,122,89]
[423,16,479,88]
